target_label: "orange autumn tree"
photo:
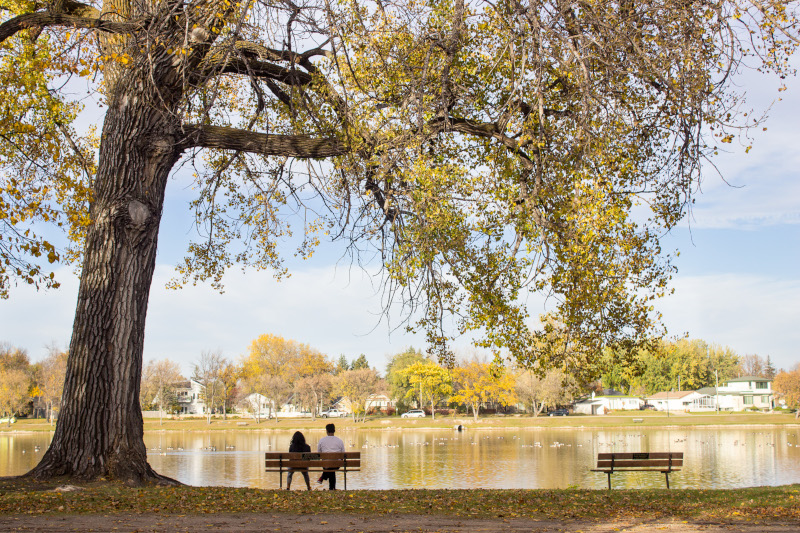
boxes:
[451,361,516,420]
[240,334,332,420]
[773,366,800,418]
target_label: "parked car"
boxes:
[401,409,426,418]
[548,409,569,416]
[320,409,345,418]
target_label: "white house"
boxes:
[365,393,396,412]
[646,390,711,412]
[696,376,774,411]
[174,380,206,415]
[573,393,643,414]
[573,397,607,415]
[332,393,396,414]
[240,393,312,418]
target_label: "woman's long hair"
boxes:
[290,431,306,448]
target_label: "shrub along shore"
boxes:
[2,411,799,433]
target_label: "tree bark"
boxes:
[29,82,182,485]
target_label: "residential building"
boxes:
[333,394,397,414]
[240,393,312,418]
[697,375,774,411]
[645,390,712,412]
[365,393,396,413]
[573,392,644,414]
[174,380,206,415]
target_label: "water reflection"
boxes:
[2,427,798,489]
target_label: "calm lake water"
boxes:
[2,427,799,489]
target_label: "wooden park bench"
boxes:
[591,452,683,489]
[265,452,361,490]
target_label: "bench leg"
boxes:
[279,471,283,490]
[607,472,611,490]
[665,472,670,489]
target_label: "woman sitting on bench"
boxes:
[286,431,312,491]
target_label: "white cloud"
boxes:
[657,273,800,369]
[689,147,800,229]
[687,70,800,230]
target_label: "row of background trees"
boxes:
[599,340,780,396]
[2,337,799,424]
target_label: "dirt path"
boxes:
[1,513,798,532]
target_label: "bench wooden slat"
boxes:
[591,468,680,474]
[265,460,361,469]
[596,459,682,468]
[264,452,360,459]
[597,452,682,460]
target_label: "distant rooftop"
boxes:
[646,391,697,400]
[725,376,771,382]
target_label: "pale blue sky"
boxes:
[1,70,798,377]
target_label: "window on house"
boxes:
[762,395,770,403]
[743,396,753,405]
[756,382,768,389]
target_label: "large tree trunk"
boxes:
[29,79,182,484]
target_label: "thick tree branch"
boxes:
[212,57,314,84]
[0,11,139,43]
[198,40,324,86]
[181,124,349,158]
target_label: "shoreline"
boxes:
[2,414,799,434]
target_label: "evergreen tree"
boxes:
[351,354,370,370]
[765,356,777,380]
[335,355,350,375]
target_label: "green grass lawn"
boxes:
[0,478,798,522]
[2,411,798,433]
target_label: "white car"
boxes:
[320,409,345,418]
[401,409,426,418]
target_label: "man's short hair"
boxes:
[325,423,335,434]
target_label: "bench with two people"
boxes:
[265,423,361,490]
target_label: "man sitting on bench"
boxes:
[317,423,345,490]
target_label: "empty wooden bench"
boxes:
[591,452,683,489]
[265,452,361,490]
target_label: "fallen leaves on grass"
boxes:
[0,480,798,524]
